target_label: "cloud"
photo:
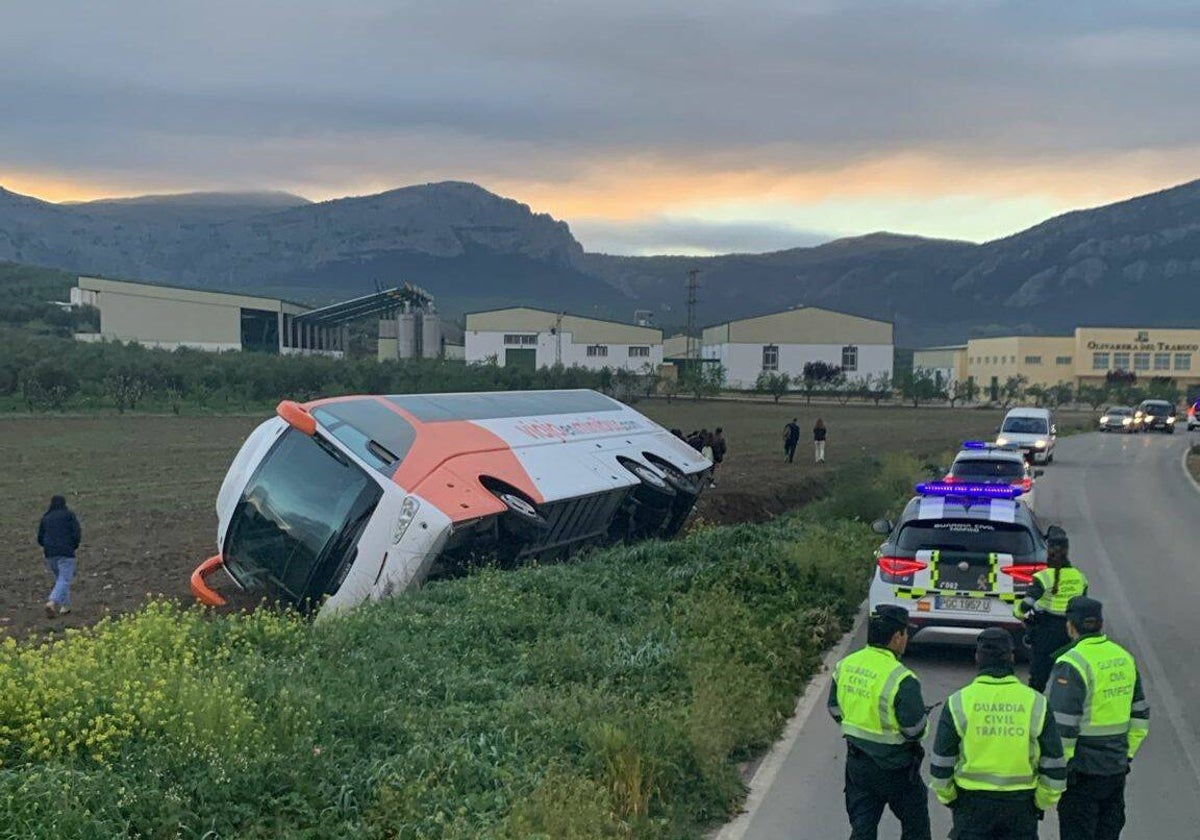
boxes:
[571,217,832,256]
[2,0,1200,245]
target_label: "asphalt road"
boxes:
[733,430,1200,839]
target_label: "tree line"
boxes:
[0,331,614,413]
[753,364,1192,409]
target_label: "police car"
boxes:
[944,441,1042,511]
[870,482,1048,648]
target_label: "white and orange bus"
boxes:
[191,390,710,616]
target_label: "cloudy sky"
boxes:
[2,0,1199,254]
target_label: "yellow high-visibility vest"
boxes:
[947,675,1047,791]
[834,646,914,745]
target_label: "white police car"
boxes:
[870,482,1048,648]
[944,441,1042,512]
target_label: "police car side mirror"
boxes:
[871,518,893,535]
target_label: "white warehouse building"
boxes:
[465,307,663,371]
[702,306,894,389]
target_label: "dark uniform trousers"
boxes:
[844,747,931,840]
[949,790,1039,840]
[1058,772,1127,840]
[1026,614,1069,693]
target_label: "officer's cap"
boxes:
[1066,596,1103,631]
[975,627,1014,657]
[1046,526,1069,550]
[869,604,909,634]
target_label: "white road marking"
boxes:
[713,602,867,840]
[1180,446,1200,496]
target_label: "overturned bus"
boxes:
[191,390,710,617]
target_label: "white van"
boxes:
[996,407,1056,464]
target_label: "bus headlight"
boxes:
[393,496,421,544]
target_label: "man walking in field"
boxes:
[37,494,82,617]
[783,418,801,463]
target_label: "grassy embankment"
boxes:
[0,455,921,839]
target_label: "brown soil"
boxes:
[0,414,260,639]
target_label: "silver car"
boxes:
[1098,406,1135,433]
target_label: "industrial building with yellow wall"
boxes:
[960,326,1200,397]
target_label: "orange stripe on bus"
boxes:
[370,398,543,522]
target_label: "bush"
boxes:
[0,515,876,838]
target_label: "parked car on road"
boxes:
[869,482,1048,650]
[945,442,1043,511]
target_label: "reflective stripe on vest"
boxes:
[948,675,1046,791]
[1057,637,1136,737]
[834,647,913,745]
[1031,567,1087,616]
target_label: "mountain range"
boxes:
[3,178,1200,346]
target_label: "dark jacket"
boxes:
[712,435,727,463]
[784,422,800,444]
[38,505,82,559]
[813,424,827,442]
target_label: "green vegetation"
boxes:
[0,330,610,413]
[0,262,96,336]
[0,506,881,839]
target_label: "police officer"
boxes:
[1013,526,1089,691]
[1046,597,1149,840]
[929,628,1066,839]
[828,605,931,840]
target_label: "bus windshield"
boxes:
[224,429,382,606]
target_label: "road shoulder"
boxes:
[713,602,867,840]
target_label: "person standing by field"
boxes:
[37,495,82,617]
[709,427,727,487]
[783,418,801,463]
[814,418,828,463]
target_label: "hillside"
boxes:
[2,178,1200,343]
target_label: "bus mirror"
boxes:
[277,400,317,435]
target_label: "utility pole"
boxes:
[555,311,564,365]
[685,269,700,363]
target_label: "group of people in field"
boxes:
[783,417,828,464]
[670,427,727,486]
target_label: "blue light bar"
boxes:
[916,482,1023,499]
[962,440,988,450]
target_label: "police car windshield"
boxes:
[1001,417,1048,434]
[896,520,1035,555]
[950,459,1024,479]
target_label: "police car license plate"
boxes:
[935,597,991,612]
